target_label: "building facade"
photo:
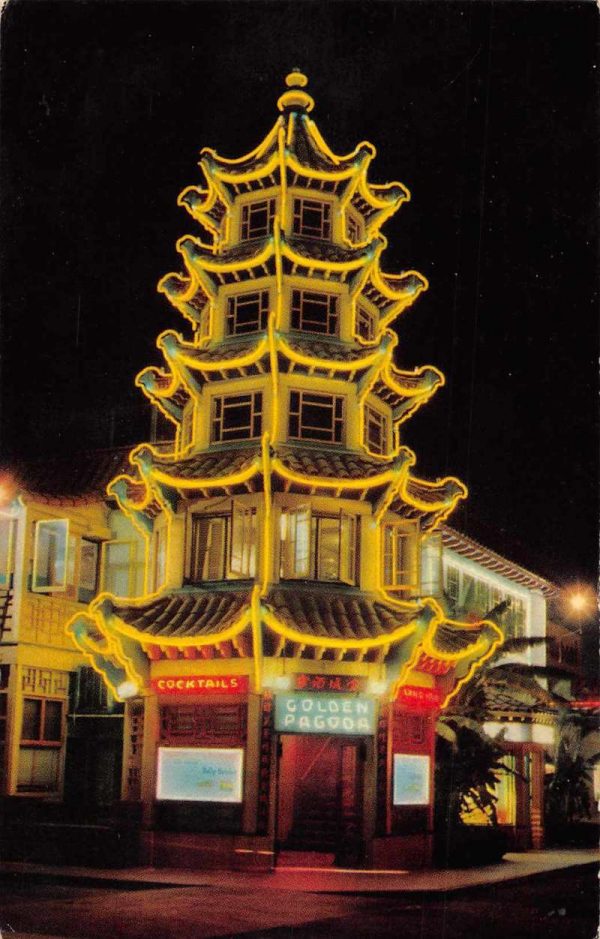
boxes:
[62,72,511,871]
[424,526,559,850]
[3,73,571,871]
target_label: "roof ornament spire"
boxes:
[277,69,314,113]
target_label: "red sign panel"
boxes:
[414,652,452,676]
[294,674,366,693]
[151,675,249,695]
[396,685,442,711]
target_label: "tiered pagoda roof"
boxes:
[66,71,502,706]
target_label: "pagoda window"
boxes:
[226,290,269,335]
[292,197,332,240]
[288,390,344,444]
[364,403,388,455]
[152,527,167,592]
[229,502,257,578]
[382,526,418,594]
[180,403,195,452]
[356,305,376,342]
[32,519,69,592]
[212,391,263,443]
[290,289,338,336]
[240,198,275,241]
[102,540,144,598]
[190,503,256,582]
[346,212,363,244]
[77,539,100,604]
[280,506,357,583]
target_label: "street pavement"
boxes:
[0,850,597,939]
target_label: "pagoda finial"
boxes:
[278,70,314,113]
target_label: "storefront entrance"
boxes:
[276,735,365,864]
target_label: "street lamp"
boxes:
[563,585,597,621]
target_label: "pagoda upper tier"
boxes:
[124,70,467,528]
[157,70,428,347]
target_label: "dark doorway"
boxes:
[277,735,364,865]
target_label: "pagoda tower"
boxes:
[69,73,502,870]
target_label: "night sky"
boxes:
[1,1,597,588]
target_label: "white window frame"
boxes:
[280,507,356,584]
[364,403,389,455]
[101,539,143,598]
[32,518,69,593]
[382,526,418,594]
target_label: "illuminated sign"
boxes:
[156,747,244,803]
[294,674,366,693]
[414,653,451,676]
[396,685,442,710]
[393,754,430,805]
[274,693,375,735]
[151,675,249,695]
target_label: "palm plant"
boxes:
[545,710,600,831]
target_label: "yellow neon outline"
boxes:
[135,368,182,428]
[66,610,145,701]
[260,433,274,595]
[398,474,468,528]
[281,235,382,274]
[162,330,270,373]
[200,119,281,169]
[305,118,374,169]
[276,335,383,372]
[440,621,505,710]
[206,151,280,187]
[271,457,396,491]
[177,185,223,243]
[88,589,253,650]
[250,583,263,692]
[372,449,416,523]
[261,607,418,651]
[73,72,490,714]
[138,455,262,492]
[277,127,288,232]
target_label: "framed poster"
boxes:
[156,747,244,803]
[392,753,430,806]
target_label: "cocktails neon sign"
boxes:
[151,675,249,695]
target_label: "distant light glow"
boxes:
[116,680,139,699]
[563,584,597,620]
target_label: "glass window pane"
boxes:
[21,698,42,740]
[33,519,69,591]
[43,700,63,742]
[317,517,341,581]
[17,747,60,792]
[104,541,133,596]
[0,517,17,586]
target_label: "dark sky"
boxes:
[0,0,598,587]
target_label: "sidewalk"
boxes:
[0,848,597,895]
